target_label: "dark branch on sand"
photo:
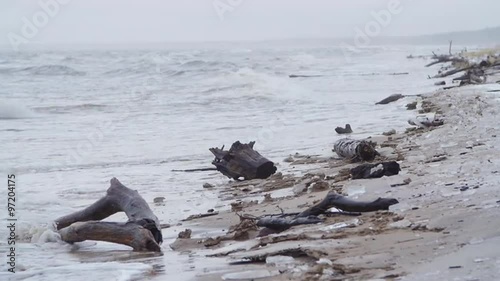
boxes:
[255,192,398,232]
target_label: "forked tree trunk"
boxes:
[55,178,162,252]
[210,141,277,180]
[333,138,379,162]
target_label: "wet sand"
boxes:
[166,85,500,281]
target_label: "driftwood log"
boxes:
[333,138,379,162]
[210,141,277,180]
[350,161,400,179]
[425,47,500,87]
[375,94,404,105]
[55,178,162,252]
[256,192,399,232]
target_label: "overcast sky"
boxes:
[1,0,499,45]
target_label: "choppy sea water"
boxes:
[0,43,444,280]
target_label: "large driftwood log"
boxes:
[350,161,400,179]
[55,178,162,252]
[256,192,399,231]
[333,138,379,162]
[210,141,277,180]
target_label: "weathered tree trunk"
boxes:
[350,161,400,179]
[209,141,277,180]
[333,138,379,162]
[55,178,162,252]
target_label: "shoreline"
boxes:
[167,85,500,281]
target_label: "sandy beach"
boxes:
[166,83,500,281]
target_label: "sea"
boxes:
[0,42,450,280]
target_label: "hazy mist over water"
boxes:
[1,0,500,47]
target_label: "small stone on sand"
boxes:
[203,183,214,188]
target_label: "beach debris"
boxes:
[375,94,404,105]
[449,265,462,269]
[434,81,446,86]
[406,101,417,110]
[333,138,379,162]
[229,240,329,263]
[382,129,396,136]
[221,269,280,280]
[419,100,440,114]
[55,178,162,252]
[203,183,214,188]
[380,142,398,148]
[210,141,277,180]
[200,216,259,248]
[328,168,351,183]
[263,193,274,203]
[310,181,330,192]
[255,191,398,233]
[425,154,448,163]
[335,124,353,134]
[178,229,192,239]
[425,47,500,87]
[153,196,165,204]
[182,211,219,221]
[231,200,258,212]
[390,178,412,187]
[408,115,444,128]
[350,161,401,179]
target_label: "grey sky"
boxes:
[1,0,499,45]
